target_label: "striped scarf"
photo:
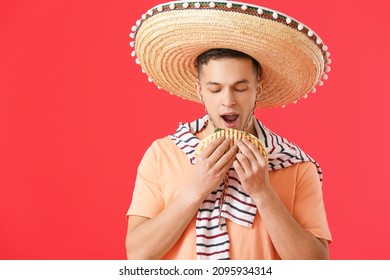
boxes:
[169,115,322,259]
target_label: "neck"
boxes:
[244,116,257,137]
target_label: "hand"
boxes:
[190,137,238,200]
[233,138,270,197]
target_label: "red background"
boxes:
[1,0,389,259]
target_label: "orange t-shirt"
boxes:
[128,134,332,259]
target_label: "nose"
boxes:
[222,88,236,106]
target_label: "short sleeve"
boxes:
[293,162,332,242]
[127,141,165,218]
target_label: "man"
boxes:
[126,1,332,260]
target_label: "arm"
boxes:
[126,190,205,260]
[251,185,328,259]
[233,138,329,259]
[126,137,238,259]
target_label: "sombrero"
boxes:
[129,1,332,108]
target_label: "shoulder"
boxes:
[146,136,179,155]
[284,161,321,188]
[270,161,322,197]
[295,161,321,186]
[271,161,320,182]
[141,135,186,164]
[296,161,320,177]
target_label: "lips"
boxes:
[221,113,239,128]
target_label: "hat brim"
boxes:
[132,1,330,108]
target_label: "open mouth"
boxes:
[221,113,239,128]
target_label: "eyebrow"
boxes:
[206,79,250,86]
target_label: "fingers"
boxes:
[200,137,232,164]
[233,159,244,175]
[237,139,266,167]
[199,137,227,159]
[235,152,251,174]
[217,145,238,172]
[235,139,255,170]
[196,137,237,178]
[193,140,237,195]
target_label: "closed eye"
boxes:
[235,88,248,92]
[208,87,222,93]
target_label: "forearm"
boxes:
[126,188,203,259]
[253,187,328,260]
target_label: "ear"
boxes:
[195,81,202,100]
[256,80,264,101]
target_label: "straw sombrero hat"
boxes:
[129,0,331,108]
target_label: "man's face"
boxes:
[197,57,258,133]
